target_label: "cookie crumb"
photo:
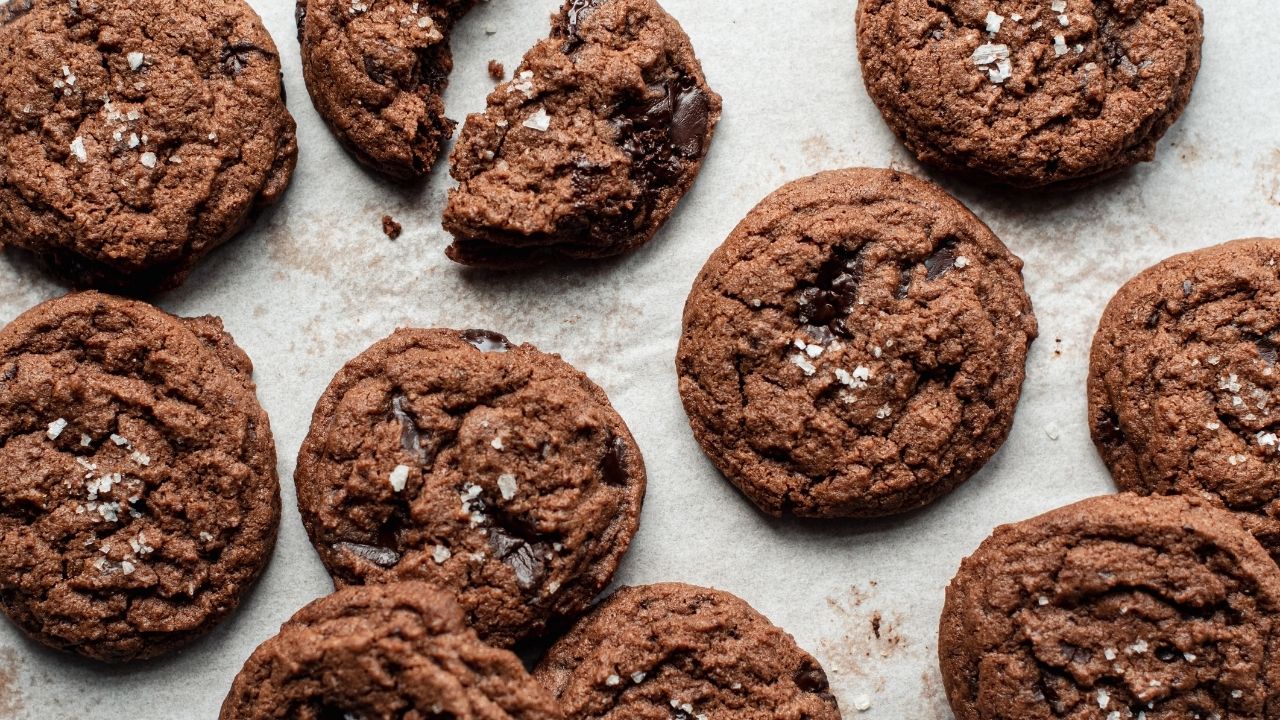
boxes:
[382,215,402,240]
[488,59,504,80]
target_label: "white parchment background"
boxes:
[0,0,1277,717]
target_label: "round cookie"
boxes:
[856,0,1204,188]
[677,168,1037,518]
[443,0,722,267]
[1090,238,1280,561]
[295,328,646,647]
[534,582,841,720]
[297,0,474,179]
[939,494,1280,720]
[0,0,297,292]
[220,582,564,720]
[0,292,280,662]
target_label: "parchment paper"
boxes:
[1,0,1277,717]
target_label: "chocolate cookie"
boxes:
[939,493,1280,720]
[220,582,564,720]
[856,0,1204,188]
[0,0,297,292]
[298,0,474,179]
[534,582,841,719]
[0,292,279,662]
[1090,238,1280,561]
[295,328,646,647]
[442,0,721,267]
[677,168,1037,518]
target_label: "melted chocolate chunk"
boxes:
[333,541,401,568]
[794,247,862,337]
[924,240,959,280]
[794,665,831,694]
[488,528,547,591]
[601,435,629,485]
[391,393,432,464]
[610,75,709,226]
[461,329,513,353]
[1257,337,1278,366]
[220,42,268,76]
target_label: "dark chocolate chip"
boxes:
[794,246,863,337]
[601,435,629,486]
[220,42,267,76]
[461,329,513,353]
[925,240,959,280]
[488,528,547,591]
[670,84,710,156]
[391,393,432,464]
[334,541,400,568]
[1257,338,1278,366]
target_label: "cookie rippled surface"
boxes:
[0,292,280,662]
[857,0,1203,188]
[295,328,645,646]
[678,168,1036,518]
[0,0,297,291]
[1090,238,1280,561]
[535,582,840,720]
[940,494,1280,720]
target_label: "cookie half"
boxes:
[535,583,839,719]
[0,292,280,662]
[940,494,1280,720]
[298,0,474,179]
[443,0,721,267]
[857,0,1204,188]
[220,582,563,720]
[1090,238,1280,561]
[295,328,646,647]
[0,0,297,292]
[677,168,1037,518]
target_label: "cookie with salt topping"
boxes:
[940,494,1280,720]
[857,0,1203,188]
[443,0,721,266]
[221,582,563,720]
[1090,238,1280,561]
[297,0,475,179]
[678,168,1037,518]
[0,0,297,291]
[534,583,841,720]
[294,328,646,647]
[0,292,280,662]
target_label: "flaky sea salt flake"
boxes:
[47,418,68,439]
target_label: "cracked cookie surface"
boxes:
[939,494,1280,720]
[535,582,840,720]
[298,0,474,179]
[443,0,721,267]
[0,0,297,291]
[0,292,280,662]
[677,168,1036,518]
[1090,238,1280,562]
[295,328,645,647]
[220,582,564,720]
[856,0,1203,188]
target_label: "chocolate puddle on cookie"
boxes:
[794,246,864,338]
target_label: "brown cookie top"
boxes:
[0,0,297,292]
[677,168,1037,518]
[443,0,721,267]
[1090,238,1280,562]
[295,328,646,647]
[298,0,474,180]
[534,582,840,720]
[0,292,280,662]
[220,582,564,720]
[857,0,1204,188]
[939,494,1280,720]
